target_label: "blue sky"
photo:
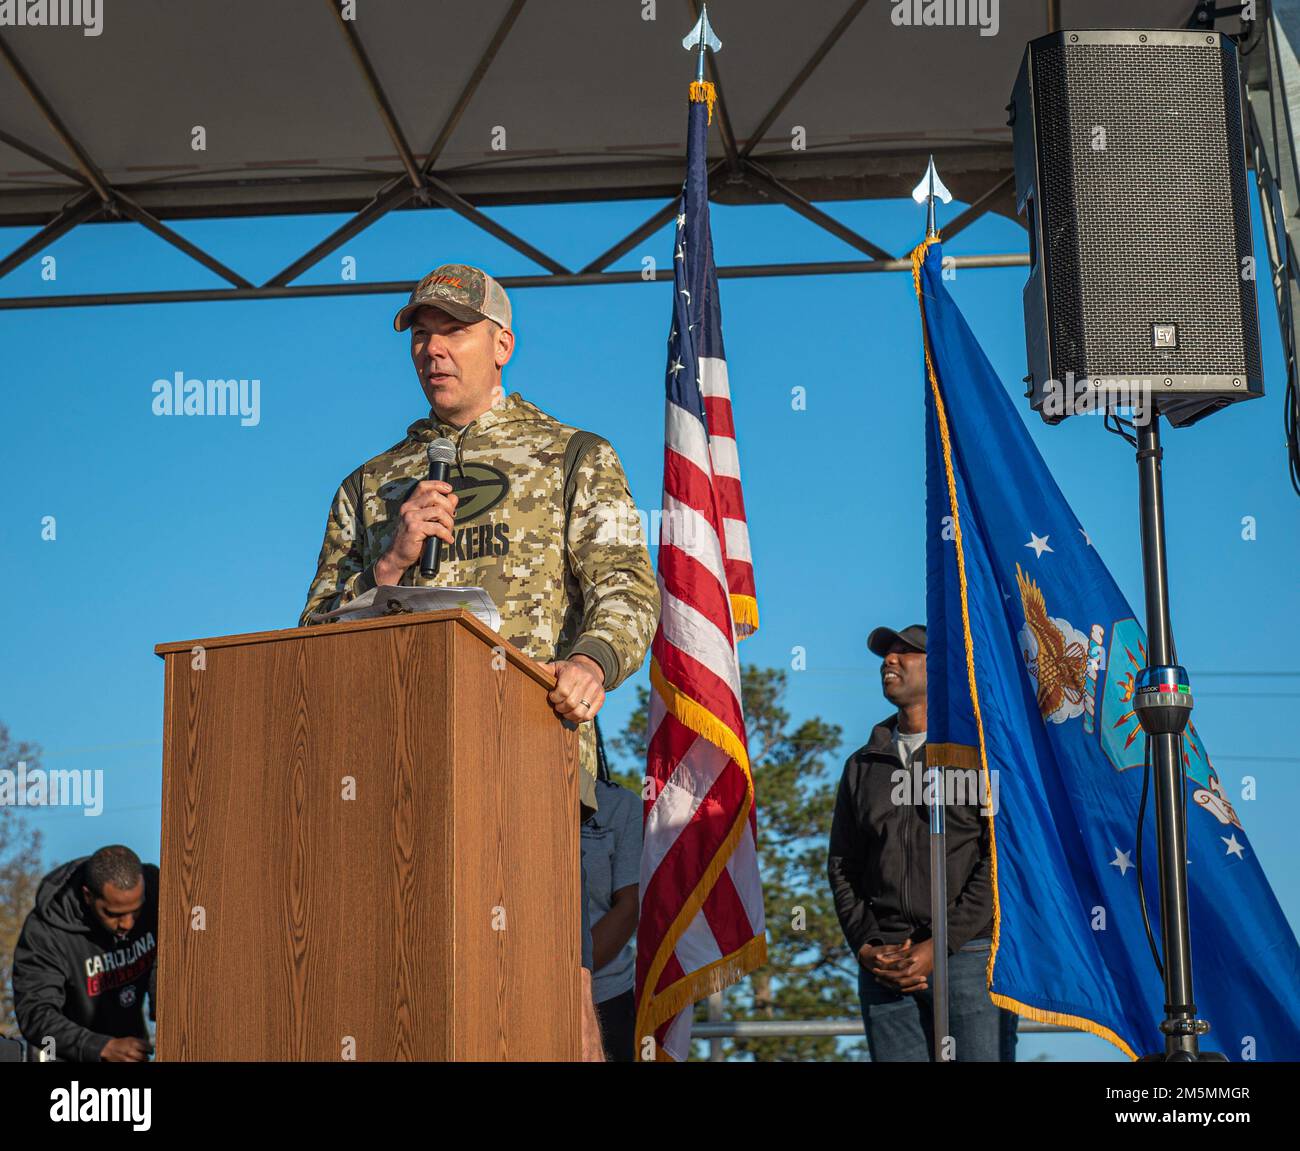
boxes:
[1,181,1296,1062]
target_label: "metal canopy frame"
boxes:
[0,0,1030,310]
[1243,1,1300,493]
[0,0,1271,313]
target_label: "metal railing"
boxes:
[697,993,1073,1060]
[694,1019,1072,1038]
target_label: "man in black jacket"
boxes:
[828,624,1015,1061]
[12,845,158,1062]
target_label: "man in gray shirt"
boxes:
[580,747,642,1062]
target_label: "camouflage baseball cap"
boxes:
[393,263,512,332]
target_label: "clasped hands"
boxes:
[859,938,936,994]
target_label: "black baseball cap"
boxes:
[867,624,927,657]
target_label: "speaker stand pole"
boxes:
[1133,412,1222,1061]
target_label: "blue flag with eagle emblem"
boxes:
[914,238,1300,1060]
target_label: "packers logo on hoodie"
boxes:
[376,463,511,562]
[443,462,511,561]
[450,462,509,523]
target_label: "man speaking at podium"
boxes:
[299,263,660,1059]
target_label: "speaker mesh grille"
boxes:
[1033,42,1260,381]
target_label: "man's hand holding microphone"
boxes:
[374,477,459,587]
[376,439,605,726]
[375,440,459,587]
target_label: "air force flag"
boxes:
[915,238,1300,1060]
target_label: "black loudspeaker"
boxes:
[1010,29,1264,427]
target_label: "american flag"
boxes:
[634,79,766,1062]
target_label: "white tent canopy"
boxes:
[0,0,1262,306]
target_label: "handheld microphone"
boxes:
[419,438,458,578]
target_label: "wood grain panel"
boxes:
[155,614,579,1060]
[448,625,582,1060]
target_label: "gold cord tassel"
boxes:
[688,79,716,124]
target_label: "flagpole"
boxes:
[927,749,951,1059]
[638,2,768,1063]
[916,157,951,1060]
[912,154,951,241]
[927,160,937,238]
[685,4,720,84]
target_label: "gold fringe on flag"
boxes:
[635,656,766,1059]
[730,593,759,638]
[689,79,717,124]
[640,934,768,1050]
[911,235,1139,1061]
[990,991,1137,1060]
[649,657,749,773]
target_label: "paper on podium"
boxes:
[307,585,501,633]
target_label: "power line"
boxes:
[34,740,162,761]
[1196,692,1300,699]
[9,801,162,821]
[760,738,1300,763]
[1213,755,1300,763]
[786,667,1300,677]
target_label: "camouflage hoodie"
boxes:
[299,391,660,812]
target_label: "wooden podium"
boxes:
[153,610,581,1061]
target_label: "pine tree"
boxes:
[0,723,44,1038]
[610,666,866,1061]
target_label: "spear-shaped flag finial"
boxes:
[683,4,722,82]
[911,154,953,238]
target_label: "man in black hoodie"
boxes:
[12,845,158,1062]
[828,624,1016,1062]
